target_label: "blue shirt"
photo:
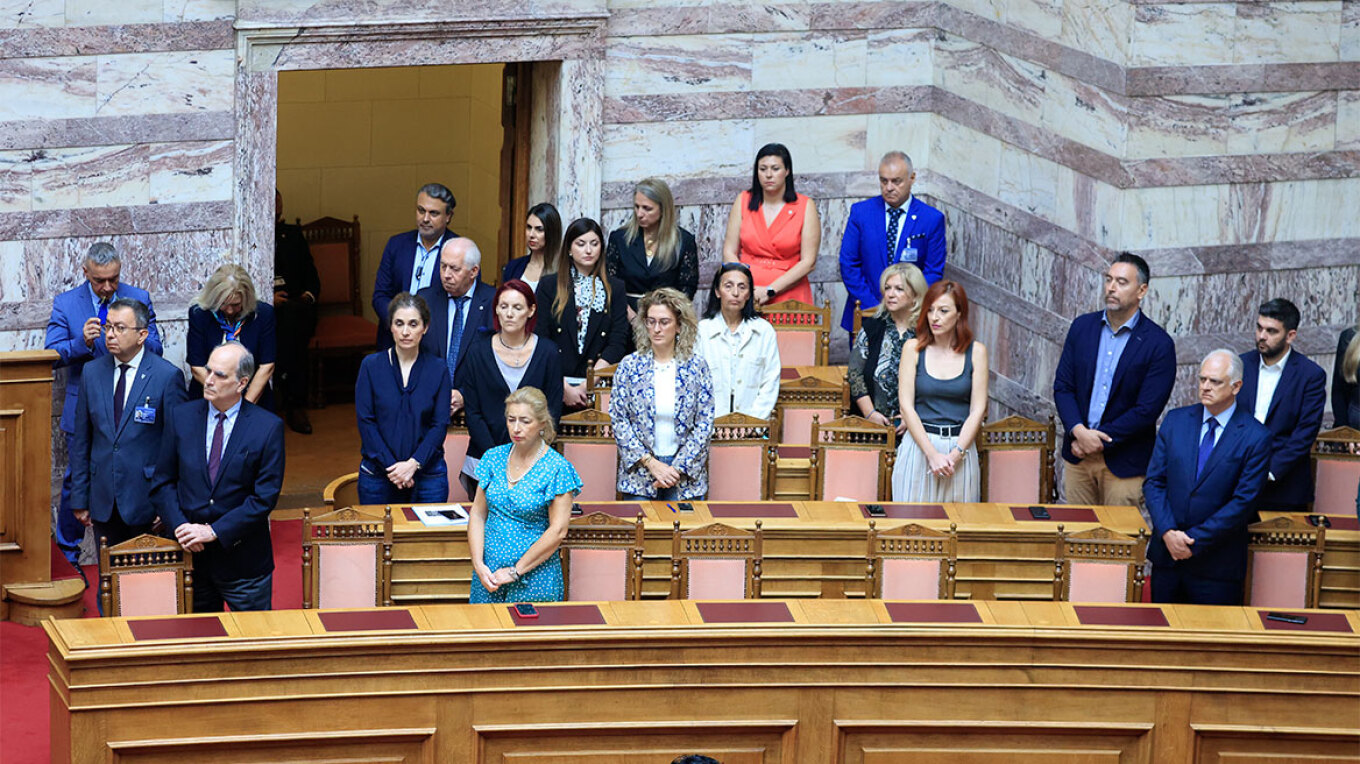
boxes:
[205,398,243,460]
[408,233,446,295]
[1086,309,1140,430]
[1201,401,1235,447]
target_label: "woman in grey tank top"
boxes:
[891,281,989,503]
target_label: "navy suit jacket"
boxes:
[69,352,187,525]
[1144,404,1272,581]
[1052,310,1176,478]
[372,227,458,347]
[151,399,285,580]
[838,195,946,331]
[1237,349,1327,507]
[416,279,495,375]
[45,281,163,433]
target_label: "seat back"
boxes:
[99,534,192,617]
[301,507,393,609]
[562,511,646,601]
[978,415,1056,504]
[1311,426,1360,515]
[557,409,619,501]
[586,363,617,412]
[301,215,363,316]
[764,299,831,366]
[1054,525,1147,603]
[444,411,471,502]
[671,521,763,599]
[813,415,896,502]
[708,412,777,501]
[866,521,957,600]
[776,373,847,449]
[323,472,360,509]
[1245,515,1324,609]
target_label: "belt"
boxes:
[921,422,962,437]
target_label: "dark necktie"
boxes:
[113,363,130,425]
[1196,417,1219,478]
[208,412,226,484]
[886,206,904,261]
[447,295,466,383]
[97,298,109,325]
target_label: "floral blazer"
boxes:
[609,349,715,499]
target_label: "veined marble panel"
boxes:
[864,28,934,86]
[758,114,869,173]
[1126,93,1232,158]
[865,112,933,176]
[0,0,64,28]
[1264,177,1360,242]
[1058,0,1133,66]
[0,20,234,57]
[1036,68,1128,157]
[66,0,162,26]
[1004,0,1063,39]
[236,0,605,25]
[0,150,30,213]
[1232,1,1342,65]
[166,0,237,22]
[1343,0,1359,61]
[751,31,869,90]
[602,119,756,183]
[0,239,23,303]
[30,144,150,211]
[148,140,234,204]
[605,34,753,97]
[933,32,1047,128]
[0,111,234,151]
[1222,90,1337,154]
[1129,4,1237,67]
[996,143,1060,222]
[0,57,96,121]
[0,200,231,240]
[928,117,1000,198]
[96,50,234,116]
[1339,90,1360,150]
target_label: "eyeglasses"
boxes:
[644,318,675,329]
[103,323,144,335]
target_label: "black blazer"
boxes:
[533,275,629,378]
[455,332,563,459]
[605,226,699,310]
[417,279,495,376]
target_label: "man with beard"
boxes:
[1236,298,1327,512]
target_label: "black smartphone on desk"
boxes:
[571,503,583,516]
[865,504,887,517]
[1029,506,1051,520]
[1307,514,1331,528]
[677,502,695,513]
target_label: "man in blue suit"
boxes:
[838,151,946,331]
[372,183,460,349]
[1145,350,1272,605]
[1053,253,1176,510]
[417,237,494,417]
[45,242,162,567]
[1237,298,1327,512]
[151,342,285,612]
[69,298,186,551]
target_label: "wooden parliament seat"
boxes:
[585,362,617,412]
[562,511,645,601]
[1053,524,1147,603]
[866,520,958,599]
[444,409,472,502]
[556,408,619,501]
[98,534,192,617]
[810,414,895,502]
[670,520,763,599]
[1245,515,1325,609]
[978,414,1057,504]
[302,215,376,407]
[774,370,846,461]
[763,298,832,366]
[1311,426,1360,516]
[301,506,394,609]
[707,411,778,501]
[323,472,360,508]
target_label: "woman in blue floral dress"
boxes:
[468,386,582,603]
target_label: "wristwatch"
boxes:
[765,288,776,301]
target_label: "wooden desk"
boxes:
[46,600,1360,763]
[387,501,1147,603]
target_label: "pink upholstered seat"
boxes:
[782,408,834,446]
[566,548,628,601]
[1313,459,1360,515]
[775,332,817,367]
[317,543,378,609]
[594,389,611,412]
[563,442,618,501]
[880,558,942,600]
[443,430,471,502]
[709,444,765,501]
[821,448,881,502]
[116,570,179,617]
[1247,550,1309,608]
[1067,560,1130,603]
[686,558,748,600]
[987,449,1041,504]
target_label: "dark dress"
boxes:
[1333,326,1359,429]
[273,220,320,409]
[186,302,277,412]
[455,331,564,459]
[533,274,630,379]
[605,226,700,311]
[354,348,452,503]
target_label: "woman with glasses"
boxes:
[610,288,714,501]
[694,262,781,420]
[187,264,276,411]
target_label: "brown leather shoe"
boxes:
[286,408,313,435]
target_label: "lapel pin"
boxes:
[911,215,917,220]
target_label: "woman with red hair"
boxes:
[892,280,989,502]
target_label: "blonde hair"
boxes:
[1345,323,1359,384]
[194,264,258,319]
[504,386,556,445]
[631,287,698,360]
[875,262,927,325]
[623,178,680,271]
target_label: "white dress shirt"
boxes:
[1253,348,1290,425]
[884,194,914,253]
[112,346,146,413]
[695,315,781,420]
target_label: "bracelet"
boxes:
[508,567,522,582]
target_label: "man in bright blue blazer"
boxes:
[69,298,186,552]
[838,151,946,331]
[1144,350,1272,605]
[372,183,460,349]
[1053,254,1176,509]
[417,238,494,418]
[151,342,285,612]
[45,242,162,566]
[1236,298,1327,512]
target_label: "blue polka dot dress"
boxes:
[470,443,583,604]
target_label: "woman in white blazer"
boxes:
[695,262,781,420]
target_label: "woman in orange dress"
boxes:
[721,142,821,307]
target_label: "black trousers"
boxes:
[273,298,317,409]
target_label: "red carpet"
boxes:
[1,519,303,764]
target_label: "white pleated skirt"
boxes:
[891,431,980,503]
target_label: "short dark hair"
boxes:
[1114,252,1150,285]
[417,183,456,214]
[387,291,431,327]
[1258,298,1301,332]
[701,262,758,322]
[108,297,150,329]
[672,757,721,764]
[746,143,797,211]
